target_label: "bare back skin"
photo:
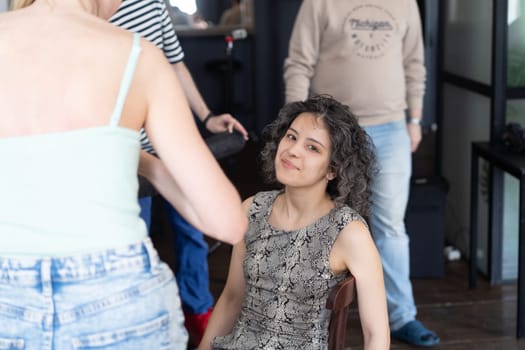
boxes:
[0,4,147,136]
[0,1,247,244]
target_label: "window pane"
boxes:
[169,0,197,15]
[508,0,525,87]
[443,0,493,84]
[506,99,525,124]
[501,99,524,281]
[502,174,518,280]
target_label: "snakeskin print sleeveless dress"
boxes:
[211,190,366,350]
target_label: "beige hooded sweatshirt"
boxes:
[284,0,426,126]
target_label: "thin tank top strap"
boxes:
[109,33,142,127]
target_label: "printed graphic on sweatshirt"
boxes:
[344,4,398,59]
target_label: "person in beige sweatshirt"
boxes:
[284,0,439,347]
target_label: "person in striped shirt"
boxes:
[110,0,249,346]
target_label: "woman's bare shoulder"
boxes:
[337,218,372,247]
[242,195,256,212]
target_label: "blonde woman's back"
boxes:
[0,0,248,251]
[0,4,158,256]
[0,6,189,347]
[0,3,146,137]
[0,3,246,345]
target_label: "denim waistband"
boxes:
[0,237,160,287]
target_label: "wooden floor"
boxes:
[151,139,525,349]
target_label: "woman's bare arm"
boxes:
[330,220,390,350]
[137,42,247,244]
[198,197,253,349]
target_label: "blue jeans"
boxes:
[139,196,214,315]
[363,119,417,331]
[162,198,214,315]
[138,196,152,229]
[0,238,187,349]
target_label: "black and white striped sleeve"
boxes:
[110,0,184,64]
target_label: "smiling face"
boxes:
[275,112,334,189]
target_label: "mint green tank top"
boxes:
[0,34,148,256]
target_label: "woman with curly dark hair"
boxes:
[260,94,376,217]
[200,95,390,350]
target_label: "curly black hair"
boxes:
[260,95,376,217]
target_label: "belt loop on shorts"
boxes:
[40,258,52,297]
[143,238,160,273]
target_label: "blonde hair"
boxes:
[11,0,36,10]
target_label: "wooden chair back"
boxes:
[326,275,356,350]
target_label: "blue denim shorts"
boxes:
[0,238,188,350]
